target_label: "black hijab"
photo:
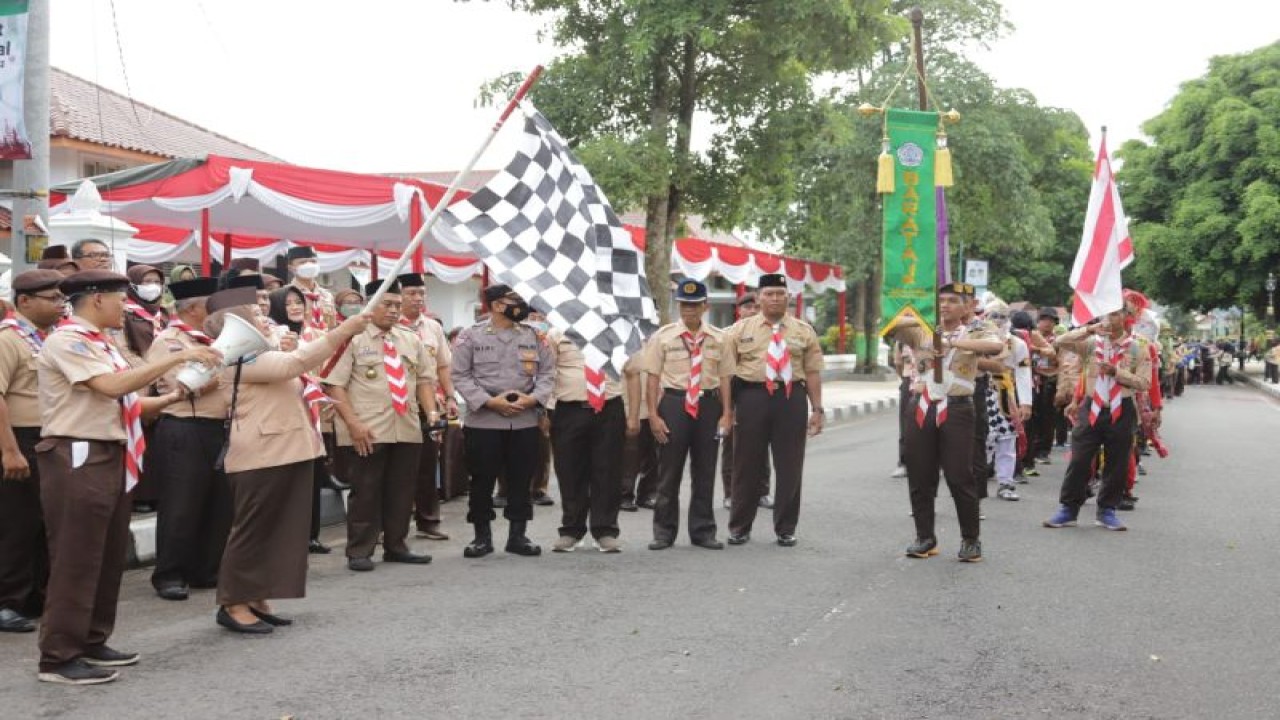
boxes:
[267,285,306,334]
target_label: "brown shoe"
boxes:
[415,526,450,541]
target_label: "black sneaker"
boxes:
[958,540,983,563]
[905,537,939,558]
[81,645,139,667]
[38,660,119,685]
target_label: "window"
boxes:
[82,159,127,177]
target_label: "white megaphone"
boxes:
[175,313,271,392]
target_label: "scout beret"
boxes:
[938,281,976,297]
[757,273,787,290]
[11,269,66,294]
[675,278,708,303]
[227,273,265,291]
[397,273,426,288]
[206,287,259,314]
[482,283,515,304]
[364,279,402,297]
[40,244,70,260]
[286,246,317,262]
[126,264,163,285]
[60,270,131,296]
[169,277,220,301]
[227,257,261,274]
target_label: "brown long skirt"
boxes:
[217,460,313,606]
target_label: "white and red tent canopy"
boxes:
[50,155,844,293]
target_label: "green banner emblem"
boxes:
[879,108,938,335]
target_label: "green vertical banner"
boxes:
[879,108,938,335]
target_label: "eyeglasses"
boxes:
[31,293,66,302]
[75,252,113,260]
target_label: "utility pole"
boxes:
[9,0,49,274]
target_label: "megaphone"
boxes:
[176,313,272,391]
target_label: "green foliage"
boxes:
[819,323,860,354]
[1118,41,1280,316]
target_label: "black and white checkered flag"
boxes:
[439,102,657,377]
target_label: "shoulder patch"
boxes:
[68,341,96,358]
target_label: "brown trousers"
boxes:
[441,424,468,500]
[35,438,130,671]
[720,430,770,501]
[0,427,47,617]
[412,430,442,531]
[904,396,981,542]
[341,442,420,558]
[218,460,313,606]
[729,383,808,538]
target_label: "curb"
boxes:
[1232,368,1280,400]
[823,395,899,426]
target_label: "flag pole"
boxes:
[320,65,545,376]
[910,7,944,383]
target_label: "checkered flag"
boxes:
[439,102,657,377]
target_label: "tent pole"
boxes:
[200,209,211,277]
[221,232,231,269]
[837,289,848,354]
[370,249,379,281]
[410,200,425,274]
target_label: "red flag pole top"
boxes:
[320,65,545,377]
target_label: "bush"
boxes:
[820,324,859,354]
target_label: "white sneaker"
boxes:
[997,485,1020,501]
[891,466,907,478]
[552,535,579,553]
[596,536,622,553]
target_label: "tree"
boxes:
[1118,41,1280,316]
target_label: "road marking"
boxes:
[790,599,848,647]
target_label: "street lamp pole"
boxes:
[1267,271,1277,332]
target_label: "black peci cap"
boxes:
[169,277,220,301]
[757,273,787,290]
[364,279,402,297]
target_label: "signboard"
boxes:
[964,259,989,288]
[0,1,31,160]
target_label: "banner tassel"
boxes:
[934,133,953,188]
[877,137,895,194]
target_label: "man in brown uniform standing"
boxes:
[395,273,454,541]
[546,327,626,553]
[35,270,220,684]
[886,282,1003,562]
[720,274,825,548]
[720,292,773,509]
[326,279,437,571]
[643,279,727,551]
[0,271,67,633]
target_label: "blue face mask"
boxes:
[528,321,550,333]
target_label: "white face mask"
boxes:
[135,283,163,303]
[294,262,320,280]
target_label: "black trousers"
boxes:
[897,376,911,467]
[0,427,47,616]
[341,442,420,558]
[151,417,231,588]
[1265,362,1278,383]
[1030,379,1058,458]
[971,376,991,498]
[412,429,442,531]
[621,422,659,505]
[720,428,770,500]
[465,426,539,524]
[653,392,721,544]
[904,397,981,542]
[729,383,808,537]
[551,398,624,540]
[1059,400,1137,512]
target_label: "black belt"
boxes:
[664,387,720,399]
[735,380,805,390]
[160,416,225,426]
[556,397,622,409]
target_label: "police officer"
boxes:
[643,279,727,551]
[36,270,220,684]
[451,284,554,558]
[886,282,1002,562]
[147,276,230,601]
[0,270,66,633]
[720,273,825,548]
[546,327,626,553]
[325,279,437,571]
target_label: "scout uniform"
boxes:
[720,291,774,502]
[641,279,727,550]
[286,246,337,332]
[451,284,554,557]
[888,282,992,560]
[720,274,824,546]
[147,277,230,600]
[620,354,659,510]
[325,280,437,568]
[35,271,147,682]
[395,273,454,538]
[1045,322,1152,530]
[546,327,626,551]
[0,271,65,634]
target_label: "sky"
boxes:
[48,0,1280,175]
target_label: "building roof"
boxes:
[50,67,281,162]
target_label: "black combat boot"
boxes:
[463,522,493,558]
[504,520,541,556]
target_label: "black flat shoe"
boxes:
[727,533,750,545]
[383,550,432,564]
[648,539,673,550]
[216,606,273,635]
[692,538,725,550]
[154,583,189,601]
[619,500,639,512]
[249,607,293,627]
[308,539,331,555]
[776,534,797,547]
[0,608,36,633]
[463,541,494,558]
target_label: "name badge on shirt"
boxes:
[520,348,538,375]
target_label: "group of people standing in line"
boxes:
[0,241,828,686]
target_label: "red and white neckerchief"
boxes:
[398,315,424,340]
[764,321,793,397]
[124,301,165,333]
[913,325,966,428]
[0,317,47,355]
[58,323,145,492]
[301,289,325,330]
[682,329,704,417]
[583,358,606,413]
[1089,334,1132,425]
[382,333,409,415]
[166,319,212,346]
[299,374,330,439]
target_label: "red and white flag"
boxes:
[1069,137,1134,326]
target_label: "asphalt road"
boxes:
[3,383,1278,719]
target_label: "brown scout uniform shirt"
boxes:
[546,328,623,404]
[148,325,230,420]
[622,354,649,421]
[37,318,130,442]
[892,321,992,397]
[720,314,824,383]
[400,314,452,370]
[0,317,44,428]
[640,322,726,391]
[1054,327,1152,401]
[325,325,436,446]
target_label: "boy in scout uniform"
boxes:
[642,279,727,551]
[395,272,455,541]
[35,270,220,684]
[0,270,68,634]
[286,246,336,332]
[452,284,554,558]
[326,280,437,571]
[886,281,1003,562]
[147,276,230,601]
[546,327,626,553]
[719,273,825,548]
[619,355,658,512]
